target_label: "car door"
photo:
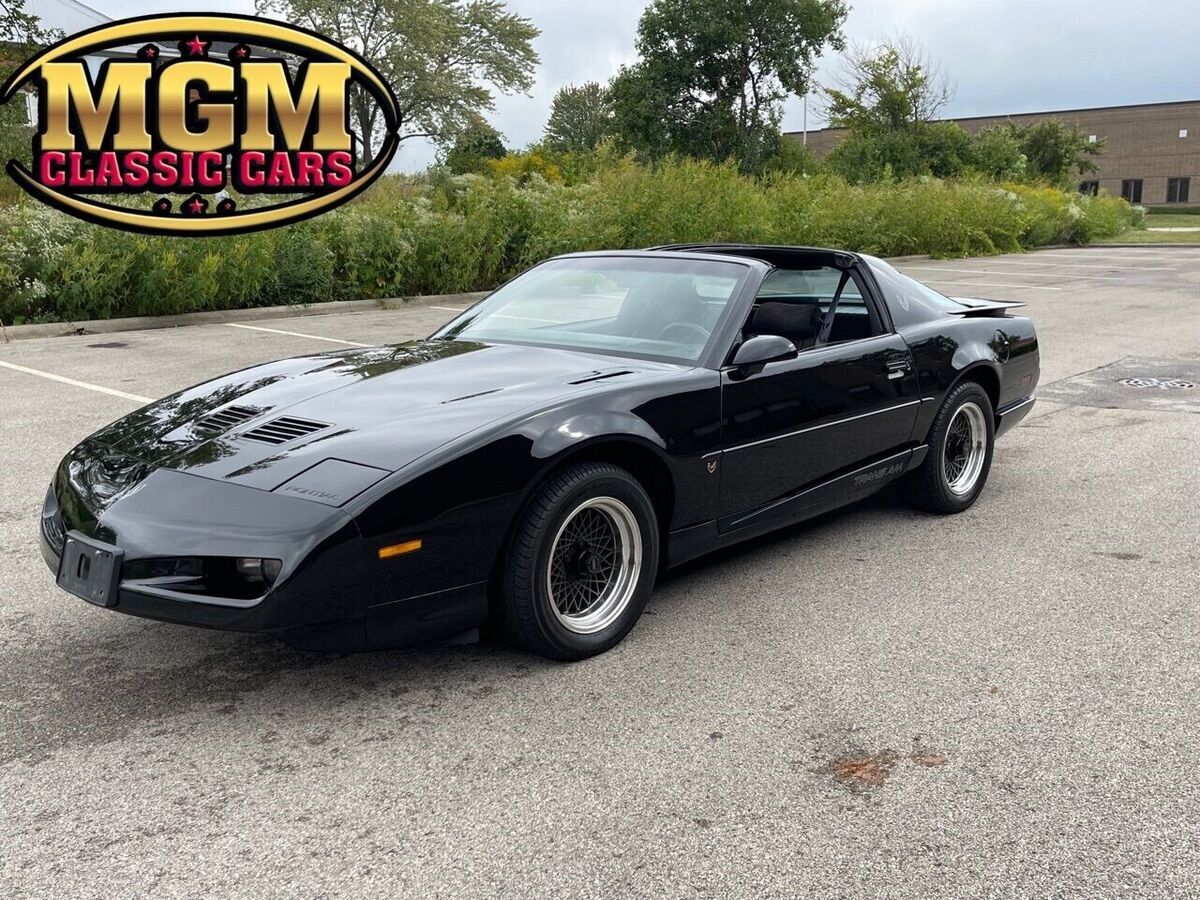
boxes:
[717,264,920,526]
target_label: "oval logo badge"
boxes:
[1,14,400,235]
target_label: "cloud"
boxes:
[451,0,1200,168]
[91,0,255,12]
[413,0,647,169]
[86,0,1200,170]
[786,0,1200,127]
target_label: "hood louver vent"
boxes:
[569,370,634,385]
[241,416,329,445]
[194,405,259,435]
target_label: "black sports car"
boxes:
[41,245,1039,659]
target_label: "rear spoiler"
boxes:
[949,297,1027,318]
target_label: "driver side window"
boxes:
[746,267,880,350]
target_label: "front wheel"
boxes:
[500,462,659,660]
[900,381,995,514]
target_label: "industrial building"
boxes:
[791,99,1200,207]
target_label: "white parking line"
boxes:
[1028,251,1200,262]
[965,259,1175,271]
[905,265,1124,282]
[430,306,468,313]
[223,322,369,347]
[918,279,1064,292]
[0,359,153,404]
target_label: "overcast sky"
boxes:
[91,0,1200,171]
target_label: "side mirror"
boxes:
[731,334,798,370]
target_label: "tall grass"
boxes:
[0,159,1141,324]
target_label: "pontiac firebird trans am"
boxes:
[41,246,1039,660]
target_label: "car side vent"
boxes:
[241,416,329,445]
[194,405,260,435]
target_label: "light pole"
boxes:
[803,92,808,149]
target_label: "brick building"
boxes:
[789,99,1200,208]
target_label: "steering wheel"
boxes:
[656,322,710,344]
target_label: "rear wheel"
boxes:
[900,381,995,514]
[501,462,659,660]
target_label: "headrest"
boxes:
[748,302,823,341]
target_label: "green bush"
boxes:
[1004,183,1141,245]
[0,159,1144,324]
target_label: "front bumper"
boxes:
[44,462,370,641]
[42,532,487,652]
[44,456,492,651]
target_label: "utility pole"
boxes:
[803,92,808,148]
[801,90,809,176]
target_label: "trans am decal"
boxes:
[1,14,400,235]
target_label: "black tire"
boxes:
[899,381,995,514]
[500,462,660,660]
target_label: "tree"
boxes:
[821,37,966,182]
[443,116,505,173]
[826,119,975,182]
[969,125,1026,180]
[915,121,973,177]
[609,0,847,171]
[761,134,818,175]
[255,0,538,164]
[0,0,58,45]
[543,82,613,152]
[822,35,952,133]
[1011,119,1102,185]
[1,0,62,185]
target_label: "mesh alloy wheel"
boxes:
[545,496,643,635]
[943,401,988,496]
[501,461,659,660]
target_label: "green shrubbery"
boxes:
[0,158,1141,324]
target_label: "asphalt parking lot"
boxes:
[2,247,1198,898]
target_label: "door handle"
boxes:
[886,362,911,380]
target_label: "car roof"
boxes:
[647,243,863,270]
[547,245,871,275]
[547,249,773,271]
[646,242,847,254]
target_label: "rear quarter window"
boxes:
[865,256,966,329]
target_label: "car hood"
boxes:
[84,339,680,497]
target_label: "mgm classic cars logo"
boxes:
[0,14,400,235]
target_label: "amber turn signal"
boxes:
[378,539,422,559]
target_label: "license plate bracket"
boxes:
[57,531,123,607]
